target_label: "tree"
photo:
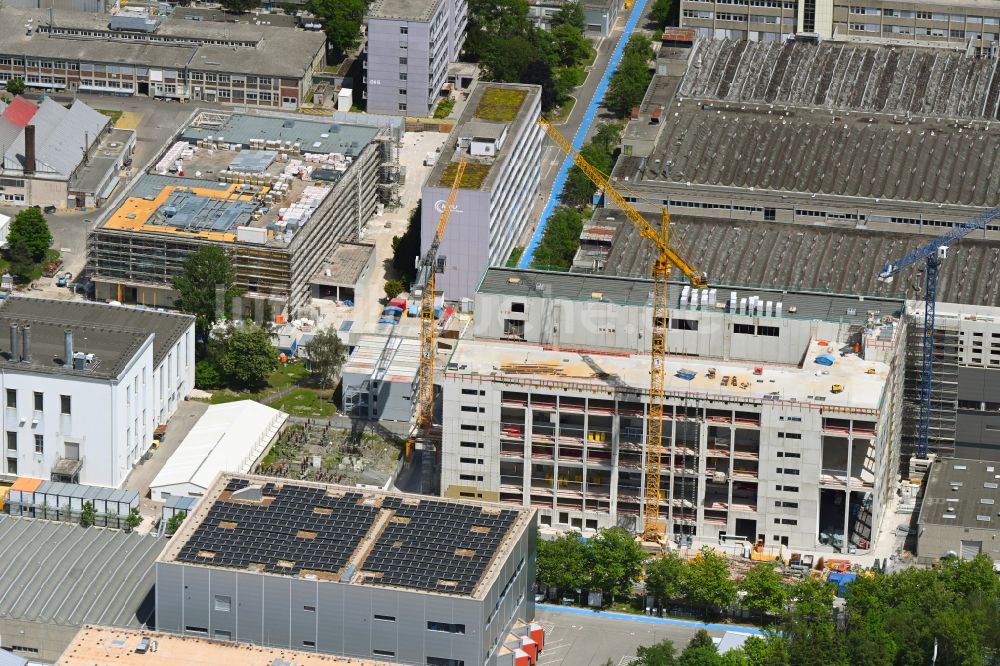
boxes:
[645,552,685,605]
[782,578,845,666]
[552,0,585,30]
[679,630,723,666]
[80,501,96,528]
[125,506,143,531]
[650,0,674,28]
[309,0,367,56]
[739,564,789,619]
[7,207,52,265]
[220,0,255,13]
[5,78,25,96]
[531,207,583,270]
[391,203,421,286]
[173,245,241,344]
[217,323,278,390]
[522,60,558,112]
[607,35,653,117]
[551,24,592,67]
[384,279,404,301]
[587,526,646,601]
[635,638,678,666]
[536,531,589,597]
[563,123,621,206]
[166,511,186,535]
[308,326,347,393]
[741,634,789,666]
[681,547,736,616]
[195,358,225,389]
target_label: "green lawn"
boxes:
[545,97,576,125]
[439,161,492,189]
[96,109,123,125]
[271,388,335,418]
[206,362,309,404]
[433,98,456,119]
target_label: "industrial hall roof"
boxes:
[579,211,1000,308]
[634,39,1000,209]
[0,297,192,379]
[0,516,158,629]
[162,474,533,599]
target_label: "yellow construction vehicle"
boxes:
[411,159,467,479]
[537,118,707,541]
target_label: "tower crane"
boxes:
[878,206,1000,459]
[412,158,466,492]
[536,118,707,540]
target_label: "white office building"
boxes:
[421,82,542,303]
[0,297,194,487]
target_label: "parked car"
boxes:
[43,205,56,214]
[135,637,151,654]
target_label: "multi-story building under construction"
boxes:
[88,110,399,316]
[437,268,909,552]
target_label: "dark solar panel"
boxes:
[176,481,520,594]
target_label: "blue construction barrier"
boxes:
[519,0,650,268]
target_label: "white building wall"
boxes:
[0,319,194,487]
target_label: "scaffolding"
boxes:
[902,319,960,460]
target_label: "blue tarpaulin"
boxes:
[676,369,696,381]
[383,306,403,316]
[814,353,835,366]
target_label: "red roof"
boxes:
[3,96,38,128]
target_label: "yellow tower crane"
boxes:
[415,159,467,459]
[537,118,707,541]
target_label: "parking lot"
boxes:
[535,606,758,666]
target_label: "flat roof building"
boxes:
[917,458,1000,562]
[342,334,420,421]
[365,0,467,116]
[156,473,537,666]
[440,268,908,552]
[0,516,160,662]
[527,0,619,35]
[0,6,326,109]
[421,83,542,302]
[0,297,194,486]
[89,110,392,315]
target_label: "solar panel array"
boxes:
[174,478,522,596]
[363,497,519,595]
[176,478,376,576]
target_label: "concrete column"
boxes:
[609,397,621,525]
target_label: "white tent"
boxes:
[150,400,288,501]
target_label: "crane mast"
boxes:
[536,118,706,541]
[413,159,466,489]
[878,206,1000,459]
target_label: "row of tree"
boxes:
[464,0,594,111]
[607,34,656,118]
[540,532,1000,666]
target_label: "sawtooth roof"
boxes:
[581,211,1000,307]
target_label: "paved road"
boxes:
[520,0,658,254]
[535,605,760,666]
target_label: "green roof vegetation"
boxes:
[474,87,528,122]
[439,161,493,189]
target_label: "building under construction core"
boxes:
[438,268,908,552]
[88,111,396,315]
[615,39,1000,236]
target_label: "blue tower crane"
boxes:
[878,207,1000,459]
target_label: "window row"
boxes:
[5,390,71,414]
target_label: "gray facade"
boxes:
[421,83,542,303]
[156,475,537,666]
[527,0,618,35]
[365,0,467,116]
[441,269,909,552]
[955,366,1000,461]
